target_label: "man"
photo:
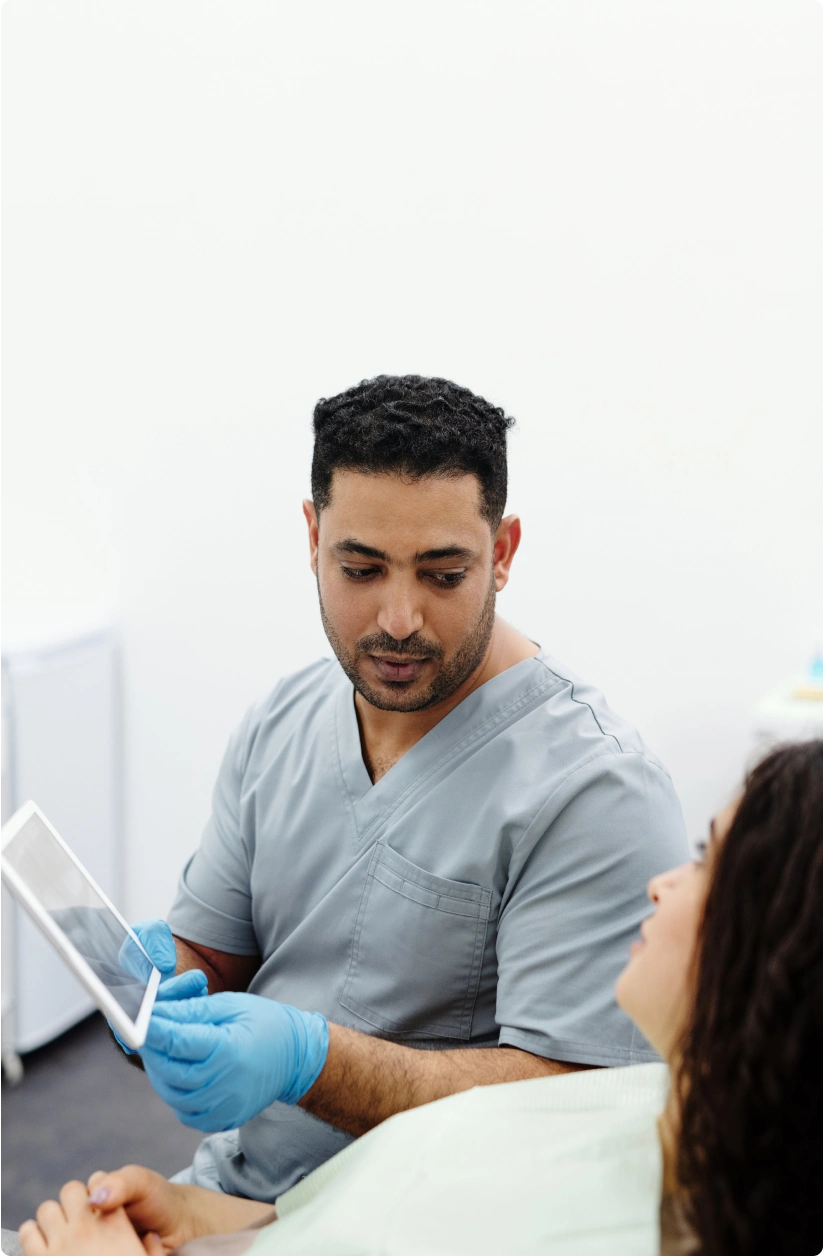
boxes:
[130,374,688,1203]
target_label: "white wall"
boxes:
[3,0,822,919]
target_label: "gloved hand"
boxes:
[113,919,208,1054]
[140,992,329,1132]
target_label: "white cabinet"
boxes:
[1,618,122,1063]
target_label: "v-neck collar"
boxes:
[330,651,555,846]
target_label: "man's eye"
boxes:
[342,566,378,581]
[427,571,466,587]
[693,838,708,865]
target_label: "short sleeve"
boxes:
[496,751,688,1066]
[166,707,260,956]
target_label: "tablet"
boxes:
[1,801,161,1050]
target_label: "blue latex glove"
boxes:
[112,918,208,1054]
[140,992,329,1132]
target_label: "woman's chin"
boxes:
[615,966,675,1062]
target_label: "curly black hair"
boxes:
[677,739,823,1256]
[311,375,515,526]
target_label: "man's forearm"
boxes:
[172,935,261,993]
[299,1022,588,1137]
[172,935,228,991]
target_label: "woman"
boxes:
[16,741,823,1256]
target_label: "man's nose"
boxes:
[376,591,425,643]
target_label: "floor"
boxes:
[1,1013,202,1231]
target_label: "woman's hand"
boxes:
[85,1164,276,1246]
[85,1167,204,1251]
[18,1180,160,1256]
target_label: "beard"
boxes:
[319,572,497,713]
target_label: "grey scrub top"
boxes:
[166,649,688,1202]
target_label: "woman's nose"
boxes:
[647,872,664,904]
[647,861,691,903]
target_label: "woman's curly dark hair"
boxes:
[676,739,823,1255]
[311,374,515,526]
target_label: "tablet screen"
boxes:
[3,812,153,1021]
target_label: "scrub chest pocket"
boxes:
[341,843,493,1040]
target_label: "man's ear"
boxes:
[492,514,522,592]
[303,500,319,575]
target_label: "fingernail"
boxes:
[89,1187,110,1205]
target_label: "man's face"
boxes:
[305,470,517,713]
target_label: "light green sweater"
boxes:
[250,1063,669,1255]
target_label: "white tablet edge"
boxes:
[1,800,162,1050]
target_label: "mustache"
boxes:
[356,632,444,661]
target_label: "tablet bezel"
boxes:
[1,800,161,1050]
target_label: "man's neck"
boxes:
[354,617,539,783]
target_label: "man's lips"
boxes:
[369,655,429,683]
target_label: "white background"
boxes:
[3,0,822,920]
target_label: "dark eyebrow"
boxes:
[413,546,474,563]
[333,539,391,561]
[332,540,475,564]
[709,818,716,841]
